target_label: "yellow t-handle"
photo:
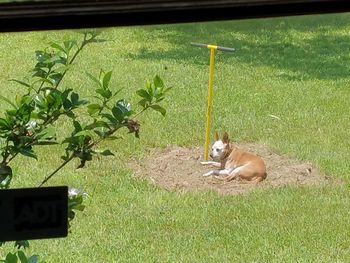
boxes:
[191,43,235,161]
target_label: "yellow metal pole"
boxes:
[191,42,234,161]
[204,45,217,161]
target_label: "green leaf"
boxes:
[104,135,122,141]
[111,107,123,122]
[86,38,107,43]
[150,105,166,116]
[138,99,148,109]
[63,40,77,52]
[32,78,53,87]
[45,91,63,109]
[35,127,56,140]
[145,80,153,97]
[116,99,131,115]
[35,50,49,63]
[153,87,163,99]
[18,95,32,106]
[0,95,17,109]
[87,120,110,130]
[49,73,63,85]
[136,89,151,101]
[75,99,89,107]
[5,252,18,263]
[17,251,28,263]
[32,111,47,121]
[73,204,85,211]
[70,92,79,105]
[6,109,17,119]
[62,88,73,99]
[153,75,164,88]
[86,73,102,88]
[155,97,165,103]
[95,89,112,99]
[9,79,31,88]
[68,195,84,205]
[93,149,114,156]
[111,100,131,121]
[73,120,82,132]
[63,98,73,110]
[0,118,10,130]
[87,103,101,116]
[19,147,37,160]
[47,54,66,65]
[27,255,39,263]
[101,113,118,124]
[61,136,75,145]
[50,42,66,53]
[74,130,95,138]
[0,174,12,189]
[101,149,114,156]
[66,110,75,119]
[32,94,47,109]
[93,128,107,138]
[102,71,112,90]
[0,165,12,189]
[145,80,152,90]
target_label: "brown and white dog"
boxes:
[201,132,267,182]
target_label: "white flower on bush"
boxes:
[68,187,88,198]
[25,120,37,130]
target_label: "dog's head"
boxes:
[210,132,231,161]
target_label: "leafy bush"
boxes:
[0,30,170,262]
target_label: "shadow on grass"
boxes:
[124,13,350,80]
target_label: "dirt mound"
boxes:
[131,143,336,195]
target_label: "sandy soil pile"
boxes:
[131,143,336,195]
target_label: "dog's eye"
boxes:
[216,149,220,152]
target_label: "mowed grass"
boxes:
[1,13,350,262]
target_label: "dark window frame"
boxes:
[0,0,350,32]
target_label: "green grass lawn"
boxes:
[1,12,350,262]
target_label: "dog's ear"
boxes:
[215,131,219,141]
[222,132,230,144]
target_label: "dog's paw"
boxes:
[202,171,213,177]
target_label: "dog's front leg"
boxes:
[200,161,221,168]
[203,169,230,177]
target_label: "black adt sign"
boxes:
[0,186,68,242]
